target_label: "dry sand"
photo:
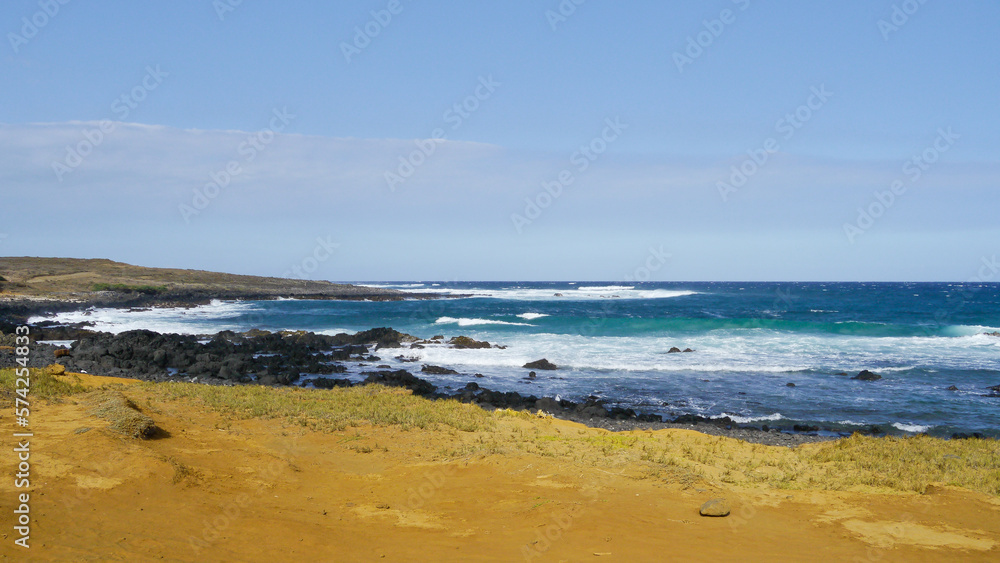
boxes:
[1,373,997,562]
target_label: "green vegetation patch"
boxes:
[91,283,168,294]
[0,367,88,402]
[142,381,495,433]
[88,389,158,439]
[806,433,1000,495]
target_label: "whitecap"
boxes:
[891,422,931,433]
[386,286,697,301]
[434,316,533,327]
[517,313,550,320]
[717,412,785,424]
[27,300,261,335]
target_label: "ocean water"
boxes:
[32,282,1000,437]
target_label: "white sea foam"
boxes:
[717,412,785,424]
[434,316,534,327]
[315,328,357,336]
[27,300,260,335]
[940,325,1000,337]
[836,420,866,426]
[36,340,75,348]
[517,313,550,320]
[379,283,698,301]
[892,422,931,433]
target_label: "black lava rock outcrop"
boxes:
[852,370,881,381]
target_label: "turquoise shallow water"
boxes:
[35,282,1000,437]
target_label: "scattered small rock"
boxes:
[947,385,959,391]
[699,498,731,517]
[786,382,796,387]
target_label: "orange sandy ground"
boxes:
[1,374,998,562]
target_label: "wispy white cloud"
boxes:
[1,121,997,280]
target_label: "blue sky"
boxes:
[1,0,998,281]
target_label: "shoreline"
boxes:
[3,322,982,446]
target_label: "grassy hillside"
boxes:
[0,256,406,302]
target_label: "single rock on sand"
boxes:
[524,359,557,370]
[852,370,881,381]
[699,498,731,517]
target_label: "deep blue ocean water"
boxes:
[35,282,1000,437]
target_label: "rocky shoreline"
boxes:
[1,325,939,447]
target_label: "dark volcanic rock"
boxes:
[421,364,459,375]
[361,369,436,396]
[667,347,682,353]
[448,336,492,349]
[852,370,882,381]
[951,432,986,440]
[523,359,557,370]
[312,377,352,389]
[348,327,417,349]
